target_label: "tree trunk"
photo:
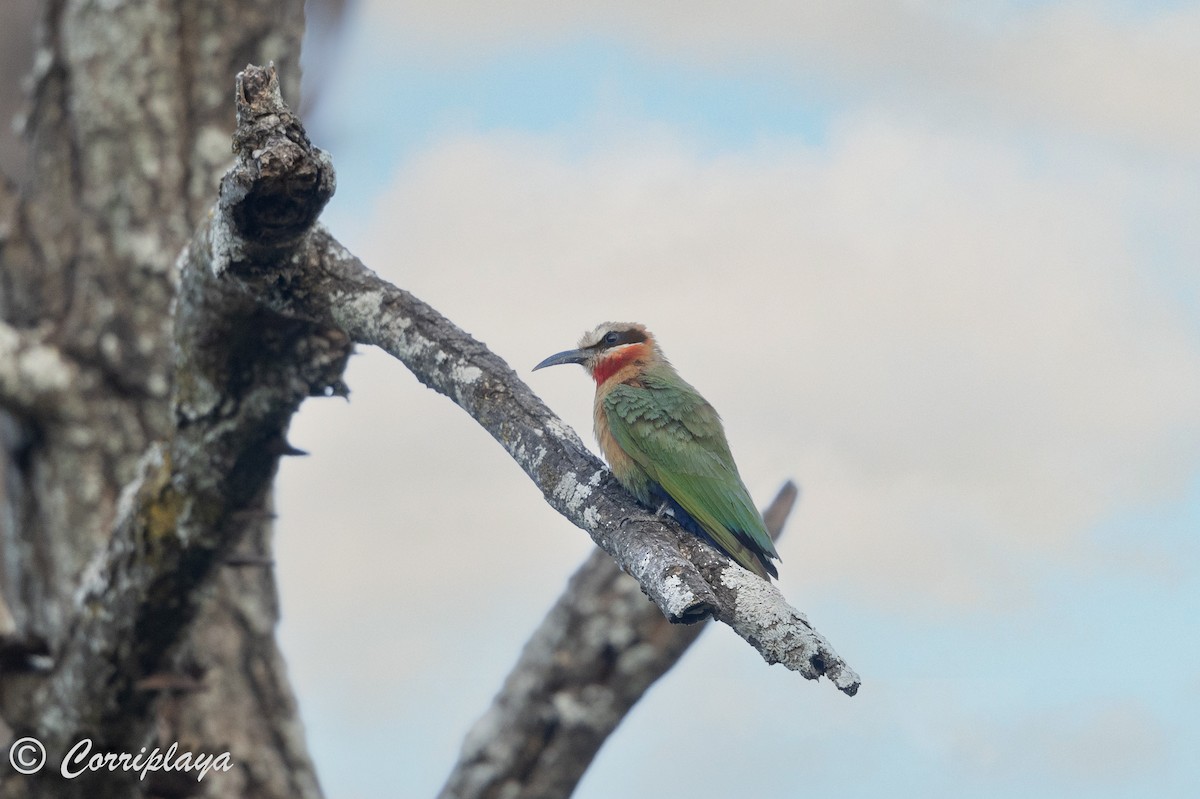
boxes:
[0,3,322,797]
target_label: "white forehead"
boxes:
[577,322,643,348]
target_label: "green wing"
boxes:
[604,374,779,578]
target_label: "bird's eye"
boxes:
[603,331,621,346]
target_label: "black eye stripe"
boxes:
[601,329,646,348]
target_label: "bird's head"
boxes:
[533,322,661,385]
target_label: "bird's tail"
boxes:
[657,493,777,580]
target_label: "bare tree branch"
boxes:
[209,65,860,696]
[439,482,799,799]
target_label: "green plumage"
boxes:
[603,367,780,579]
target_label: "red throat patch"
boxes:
[592,343,648,386]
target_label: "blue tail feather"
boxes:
[646,483,777,578]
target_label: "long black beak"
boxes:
[533,348,589,371]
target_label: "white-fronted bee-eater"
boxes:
[534,322,780,580]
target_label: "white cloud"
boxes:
[275,348,595,714]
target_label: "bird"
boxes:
[533,322,780,580]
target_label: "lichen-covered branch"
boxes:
[439,483,799,799]
[212,65,859,696]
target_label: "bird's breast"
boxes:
[593,390,650,504]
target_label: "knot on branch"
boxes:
[219,63,335,260]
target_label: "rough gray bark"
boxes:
[0,3,323,798]
[439,482,800,799]
[0,0,37,183]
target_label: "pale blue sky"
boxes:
[281,3,1200,797]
